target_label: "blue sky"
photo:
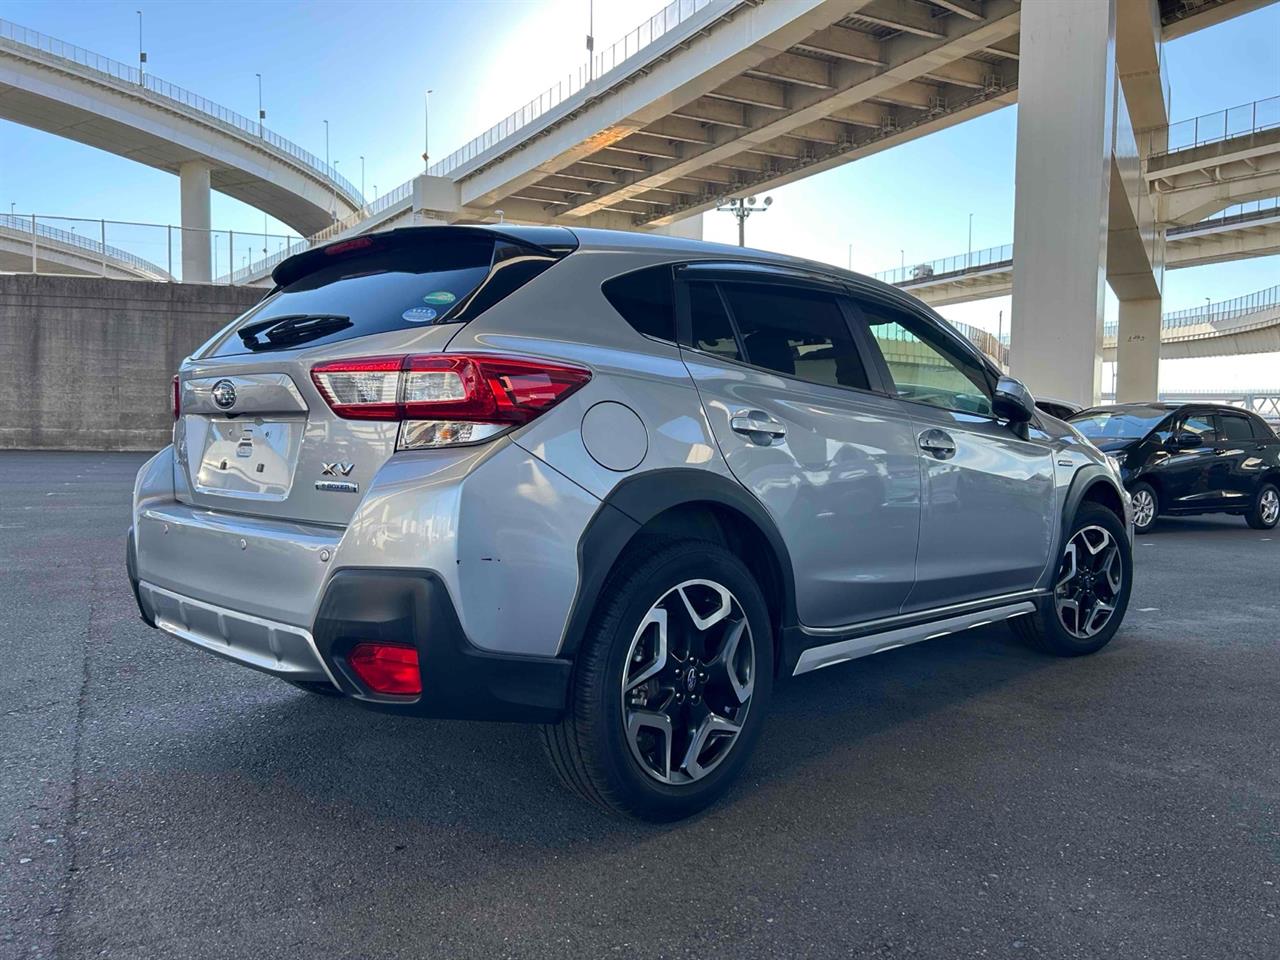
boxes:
[1,0,1277,389]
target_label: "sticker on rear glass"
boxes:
[402,306,437,323]
[422,290,457,306]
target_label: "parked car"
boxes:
[128,226,1133,821]
[1068,402,1280,534]
[1036,396,1083,421]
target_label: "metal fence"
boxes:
[428,0,732,178]
[1155,93,1280,157]
[0,18,363,204]
[873,243,1014,286]
[1,214,300,284]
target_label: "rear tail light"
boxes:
[347,642,421,696]
[311,354,591,449]
[172,375,181,420]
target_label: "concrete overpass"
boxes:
[0,18,363,280]
[881,200,1280,306]
[0,214,170,280]
[1101,283,1280,361]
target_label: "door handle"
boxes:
[918,428,956,460]
[731,411,787,444]
[1213,448,1230,457]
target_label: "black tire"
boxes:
[540,539,773,822]
[1130,481,1158,534]
[1012,504,1133,657]
[1246,482,1280,530]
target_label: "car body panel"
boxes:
[130,225,1129,722]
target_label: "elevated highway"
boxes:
[880,201,1280,307]
[0,19,363,279]
[0,214,170,280]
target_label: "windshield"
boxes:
[1068,408,1168,441]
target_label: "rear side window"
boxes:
[688,282,741,361]
[208,236,556,357]
[602,265,675,342]
[717,282,870,391]
[1217,413,1254,441]
[1252,417,1278,440]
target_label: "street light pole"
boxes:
[255,73,264,137]
[967,212,973,267]
[425,91,434,170]
[587,0,595,82]
[716,196,773,247]
[360,156,366,205]
[136,10,146,83]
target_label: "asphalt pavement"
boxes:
[2,450,1277,959]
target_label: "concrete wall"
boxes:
[0,275,265,451]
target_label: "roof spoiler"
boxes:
[271,224,578,288]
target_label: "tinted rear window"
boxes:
[208,238,534,356]
[602,265,675,342]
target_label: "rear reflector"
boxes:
[310,354,591,426]
[348,642,422,696]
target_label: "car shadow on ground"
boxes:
[136,616,1066,844]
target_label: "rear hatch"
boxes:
[174,226,575,527]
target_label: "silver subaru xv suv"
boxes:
[128,225,1133,821]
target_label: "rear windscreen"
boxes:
[207,238,507,356]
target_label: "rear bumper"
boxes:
[128,549,572,722]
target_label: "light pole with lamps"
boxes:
[136,10,146,83]
[967,212,973,268]
[716,196,772,247]
[360,156,366,205]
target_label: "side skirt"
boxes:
[790,600,1040,677]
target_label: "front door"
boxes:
[675,266,921,628]
[853,293,1056,612]
[1157,412,1218,508]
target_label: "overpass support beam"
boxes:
[1115,298,1162,401]
[179,160,212,284]
[1009,0,1116,407]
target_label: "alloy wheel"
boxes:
[1054,525,1123,639]
[1261,488,1280,526]
[621,579,755,785]
[1132,489,1156,530]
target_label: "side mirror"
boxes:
[1169,432,1203,449]
[992,375,1035,424]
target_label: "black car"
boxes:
[1068,403,1280,534]
[1035,396,1083,421]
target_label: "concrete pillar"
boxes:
[179,160,212,284]
[1009,0,1117,408]
[650,214,703,241]
[1115,297,1161,401]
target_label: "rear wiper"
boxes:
[237,313,352,350]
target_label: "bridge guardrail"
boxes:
[428,0,728,178]
[0,18,363,205]
[1150,94,1280,158]
[873,244,1013,287]
[3,214,299,284]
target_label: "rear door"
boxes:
[851,292,1056,612]
[675,264,920,628]
[176,229,563,526]
[1213,411,1270,504]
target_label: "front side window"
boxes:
[858,300,992,416]
[717,282,870,391]
[1178,414,1217,441]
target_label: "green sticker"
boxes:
[422,290,457,306]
